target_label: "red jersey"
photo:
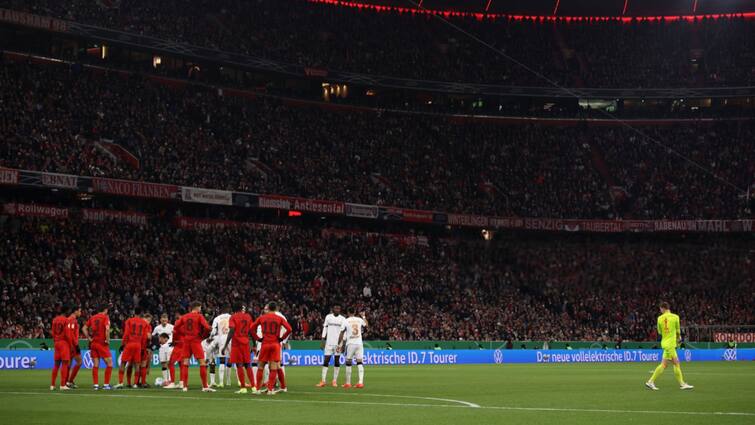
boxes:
[174,312,210,341]
[67,315,80,347]
[85,313,110,345]
[252,313,292,344]
[172,316,184,346]
[228,312,254,345]
[141,318,152,350]
[51,315,70,343]
[123,316,149,346]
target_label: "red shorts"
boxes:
[122,343,142,363]
[229,343,251,364]
[258,343,281,363]
[169,344,183,364]
[54,341,71,362]
[182,340,205,360]
[89,342,111,359]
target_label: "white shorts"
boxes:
[158,344,173,363]
[202,339,217,362]
[345,344,364,361]
[214,335,229,357]
[323,344,339,356]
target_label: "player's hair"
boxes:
[659,301,670,310]
[133,306,143,315]
[98,304,109,313]
[143,313,153,320]
[232,301,244,312]
[347,307,356,315]
[189,301,202,310]
[222,304,231,312]
[159,333,169,339]
[160,313,168,319]
[267,301,278,311]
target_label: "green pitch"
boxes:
[1,363,754,425]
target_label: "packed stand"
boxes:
[0,215,753,342]
[1,0,753,87]
[2,60,753,219]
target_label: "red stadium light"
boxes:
[288,210,303,217]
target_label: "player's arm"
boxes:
[336,328,346,353]
[320,317,328,349]
[200,316,211,339]
[105,323,111,345]
[223,327,234,355]
[361,312,369,329]
[82,320,92,342]
[250,318,261,342]
[280,319,293,342]
[675,317,682,346]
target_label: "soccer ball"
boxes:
[155,377,164,387]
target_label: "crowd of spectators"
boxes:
[0,215,752,342]
[1,60,752,220]
[1,0,753,87]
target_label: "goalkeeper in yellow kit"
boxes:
[645,302,694,390]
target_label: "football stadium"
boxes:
[0,0,753,424]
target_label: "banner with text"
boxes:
[181,187,233,205]
[82,208,148,226]
[714,333,755,343]
[258,195,344,215]
[92,177,178,200]
[3,203,69,219]
[0,167,19,185]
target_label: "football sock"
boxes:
[237,366,246,387]
[649,364,665,383]
[245,367,255,388]
[200,365,208,388]
[61,361,69,386]
[69,363,81,383]
[218,364,225,384]
[118,369,125,384]
[267,369,277,391]
[673,365,685,385]
[344,366,352,384]
[321,366,327,382]
[180,364,189,388]
[140,366,148,384]
[126,364,133,386]
[255,368,264,390]
[162,368,168,383]
[51,363,59,387]
[333,365,340,382]
[104,366,112,385]
[92,366,99,385]
[357,364,364,384]
[277,368,286,389]
[168,363,176,382]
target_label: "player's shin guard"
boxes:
[199,365,209,389]
[92,366,99,385]
[673,364,685,385]
[277,368,286,389]
[255,368,264,390]
[649,363,665,383]
[357,363,364,384]
[105,365,112,385]
[236,366,246,387]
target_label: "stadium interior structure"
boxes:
[0,0,753,347]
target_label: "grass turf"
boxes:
[0,362,753,425]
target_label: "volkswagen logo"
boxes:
[684,350,692,362]
[723,349,737,361]
[494,349,504,364]
[82,350,94,369]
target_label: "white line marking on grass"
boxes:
[1,391,753,417]
[296,390,480,408]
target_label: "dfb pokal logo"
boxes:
[494,349,504,364]
[723,349,737,361]
[684,350,692,362]
[82,350,94,369]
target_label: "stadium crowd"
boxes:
[0,215,752,342]
[1,60,752,220]
[1,0,753,87]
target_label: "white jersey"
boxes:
[322,314,346,346]
[342,316,366,346]
[152,323,174,343]
[211,313,231,338]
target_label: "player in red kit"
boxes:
[82,305,113,390]
[164,312,184,389]
[66,305,83,388]
[116,308,149,388]
[50,305,73,390]
[136,313,153,387]
[251,302,292,395]
[174,301,213,392]
[222,302,255,394]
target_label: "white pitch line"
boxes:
[295,390,480,408]
[0,391,753,417]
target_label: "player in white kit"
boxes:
[317,305,346,387]
[208,306,232,387]
[337,308,367,388]
[152,313,174,385]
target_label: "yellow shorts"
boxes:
[662,347,678,360]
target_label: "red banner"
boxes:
[3,203,68,219]
[448,214,489,227]
[82,209,147,226]
[258,195,344,215]
[322,228,428,246]
[714,333,755,343]
[93,177,178,200]
[0,9,69,32]
[0,167,18,185]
